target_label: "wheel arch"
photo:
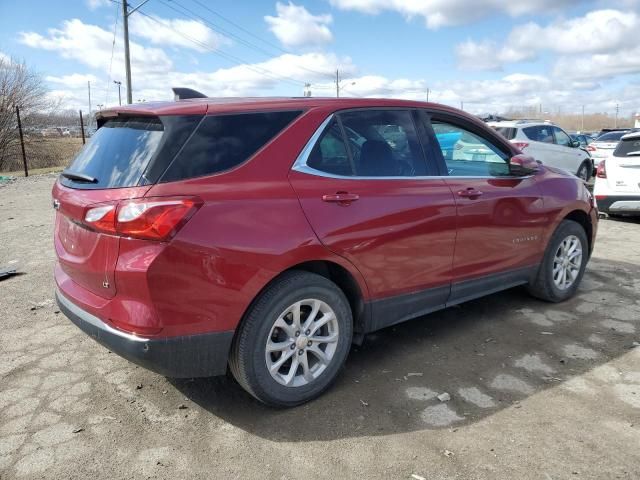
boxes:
[563,209,593,254]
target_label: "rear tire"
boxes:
[229,271,352,407]
[527,220,588,302]
[577,161,591,181]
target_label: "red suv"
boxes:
[53,93,597,406]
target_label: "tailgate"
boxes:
[53,181,151,298]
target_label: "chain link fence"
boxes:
[0,108,87,175]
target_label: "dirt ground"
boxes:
[1,174,639,480]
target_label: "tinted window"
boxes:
[553,127,571,147]
[613,134,640,157]
[523,125,554,143]
[597,131,628,142]
[308,119,354,176]
[492,127,517,140]
[162,111,301,182]
[338,110,427,176]
[432,121,510,176]
[62,117,164,189]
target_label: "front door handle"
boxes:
[457,188,484,198]
[322,192,360,205]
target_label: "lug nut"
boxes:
[298,349,304,355]
[305,329,310,335]
[295,331,300,337]
[290,344,296,350]
[307,340,312,347]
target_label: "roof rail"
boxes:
[514,118,549,124]
[172,87,208,100]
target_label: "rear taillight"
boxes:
[513,142,529,151]
[587,145,596,152]
[596,160,607,179]
[82,197,202,241]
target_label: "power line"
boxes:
[135,9,308,88]
[158,0,335,81]
[105,0,119,105]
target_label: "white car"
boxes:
[488,120,593,180]
[588,130,630,163]
[594,130,640,216]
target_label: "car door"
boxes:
[425,112,546,304]
[289,109,457,329]
[553,126,585,174]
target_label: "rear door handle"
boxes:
[457,188,484,198]
[322,192,360,204]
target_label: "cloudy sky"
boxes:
[1,0,639,116]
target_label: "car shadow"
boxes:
[170,257,639,441]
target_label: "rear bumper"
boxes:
[595,195,640,215]
[56,289,234,378]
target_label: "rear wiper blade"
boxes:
[61,170,98,183]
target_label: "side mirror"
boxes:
[510,154,539,175]
[571,140,582,148]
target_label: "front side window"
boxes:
[553,127,572,147]
[431,121,510,177]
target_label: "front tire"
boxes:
[527,220,588,302]
[229,271,353,407]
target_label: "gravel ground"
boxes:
[1,174,639,480]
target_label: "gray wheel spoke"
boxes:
[266,340,291,353]
[309,312,334,336]
[291,301,302,330]
[274,318,295,338]
[299,352,313,382]
[269,348,295,374]
[310,331,339,344]
[282,357,300,386]
[307,345,330,365]
[302,299,321,330]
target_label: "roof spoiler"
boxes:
[172,87,208,101]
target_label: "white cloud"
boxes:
[554,45,640,80]
[456,9,640,73]
[85,0,110,10]
[46,73,99,88]
[19,19,172,77]
[265,2,333,48]
[329,0,581,29]
[129,14,229,52]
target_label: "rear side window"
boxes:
[523,125,554,143]
[613,135,640,157]
[161,111,301,182]
[597,131,628,142]
[492,127,516,140]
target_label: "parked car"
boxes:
[594,130,640,216]
[589,130,632,163]
[53,94,597,406]
[488,120,593,180]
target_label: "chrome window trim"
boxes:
[291,113,533,181]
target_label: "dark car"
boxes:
[53,92,598,406]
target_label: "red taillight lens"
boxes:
[587,145,596,152]
[117,197,202,240]
[596,160,607,178]
[82,197,202,240]
[84,204,117,234]
[513,142,529,151]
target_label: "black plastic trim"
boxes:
[56,290,233,378]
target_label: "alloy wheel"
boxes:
[265,299,340,387]
[552,235,583,290]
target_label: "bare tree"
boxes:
[0,56,50,169]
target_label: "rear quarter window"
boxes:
[491,127,516,140]
[161,110,301,182]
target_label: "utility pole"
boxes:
[581,105,584,131]
[122,0,133,104]
[615,103,619,128]
[121,0,150,104]
[460,101,464,110]
[114,80,122,106]
[426,88,430,102]
[15,106,28,177]
[87,81,92,128]
[335,69,339,98]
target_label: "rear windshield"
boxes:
[60,115,201,189]
[160,110,301,182]
[491,127,517,140]
[596,131,628,142]
[613,135,640,157]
